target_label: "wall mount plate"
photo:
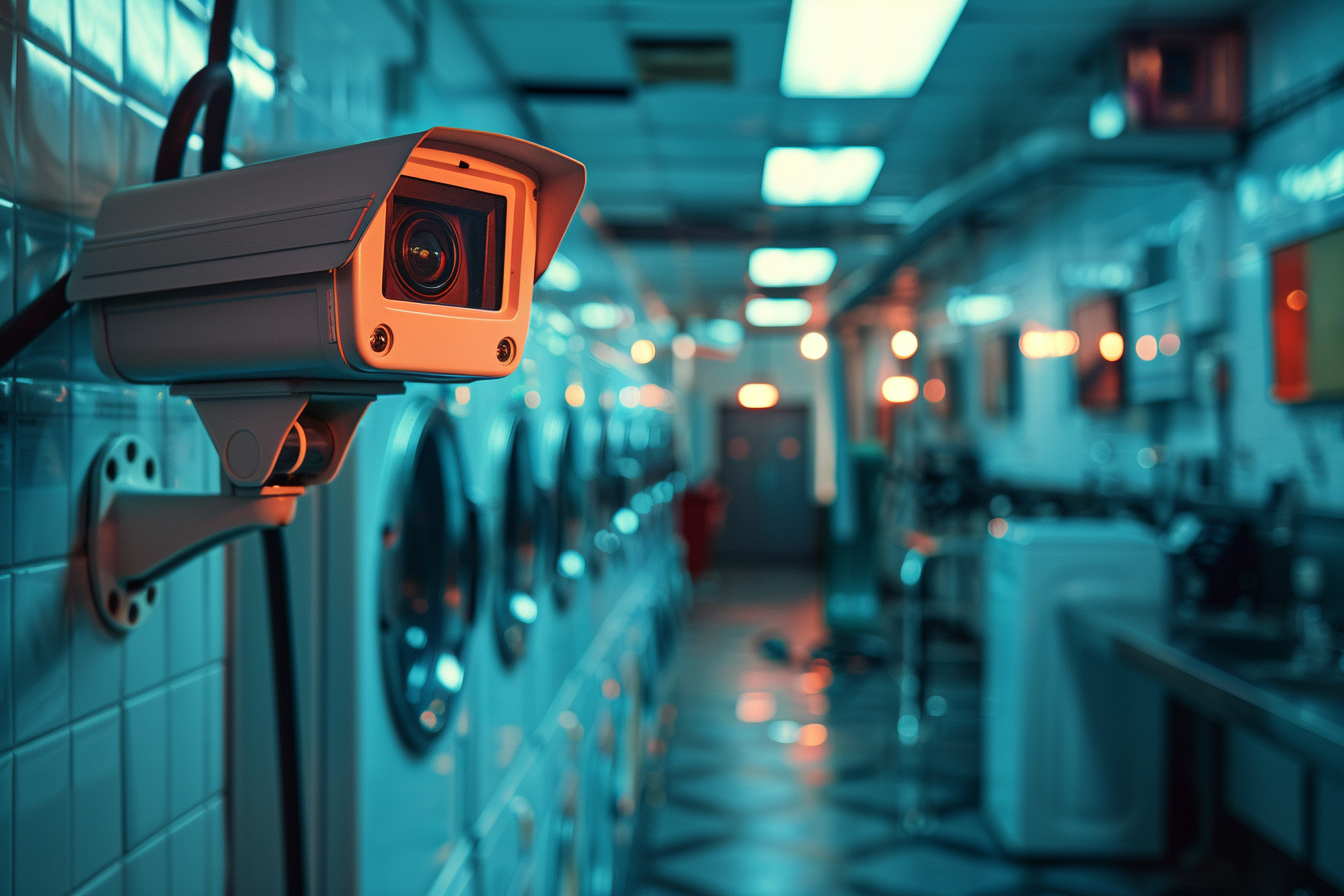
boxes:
[87,434,163,631]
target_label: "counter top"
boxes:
[1066,603,1344,776]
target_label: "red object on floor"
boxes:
[679,481,728,580]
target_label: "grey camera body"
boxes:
[68,127,586,385]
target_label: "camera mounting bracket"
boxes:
[172,379,405,487]
[86,380,405,633]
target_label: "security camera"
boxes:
[69,127,585,385]
[70,129,586,630]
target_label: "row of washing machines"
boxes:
[231,302,688,896]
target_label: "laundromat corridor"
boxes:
[630,565,1311,896]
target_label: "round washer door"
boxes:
[497,416,547,663]
[379,401,475,752]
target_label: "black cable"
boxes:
[0,273,71,368]
[262,527,308,896]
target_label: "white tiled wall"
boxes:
[2,0,230,893]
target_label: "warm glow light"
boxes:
[748,247,838,287]
[639,384,664,407]
[1159,333,1181,356]
[800,672,825,694]
[797,723,828,746]
[781,0,967,98]
[619,385,641,408]
[988,517,1008,538]
[1287,289,1308,311]
[672,333,697,359]
[1099,331,1124,362]
[564,383,585,407]
[923,378,946,402]
[762,146,885,206]
[736,691,777,723]
[1136,334,1158,361]
[631,339,656,364]
[454,386,470,405]
[738,383,780,409]
[891,329,919,358]
[1019,329,1080,359]
[800,331,829,360]
[882,375,919,403]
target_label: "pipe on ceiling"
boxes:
[831,128,1240,316]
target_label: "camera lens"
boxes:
[393,211,459,298]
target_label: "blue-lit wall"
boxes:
[904,0,1344,515]
[0,0,552,892]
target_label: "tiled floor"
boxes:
[627,565,1198,896]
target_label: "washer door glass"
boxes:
[379,402,474,752]
[498,417,543,662]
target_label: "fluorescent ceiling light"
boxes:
[574,302,631,330]
[763,147,884,206]
[539,251,581,291]
[946,294,1014,326]
[748,247,837,287]
[781,0,968,98]
[746,297,813,328]
[704,318,744,346]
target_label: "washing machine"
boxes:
[229,382,479,896]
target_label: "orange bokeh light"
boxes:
[1159,333,1180,356]
[738,383,780,409]
[735,691,777,723]
[1099,331,1124,362]
[988,517,1008,538]
[923,378,946,402]
[1136,334,1158,361]
[798,723,828,746]
[881,375,919,403]
[1287,289,1308,311]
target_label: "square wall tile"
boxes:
[14,727,72,896]
[0,575,11,749]
[70,552,123,717]
[168,670,205,818]
[123,684,167,848]
[12,560,70,742]
[166,0,204,97]
[72,707,122,887]
[72,68,121,220]
[205,796,224,896]
[0,381,11,564]
[203,548,224,663]
[0,26,16,201]
[0,751,12,896]
[123,832,167,895]
[73,0,121,84]
[124,0,166,111]
[20,0,71,58]
[166,557,206,677]
[169,806,207,896]
[118,97,161,187]
[204,663,223,795]
[13,378,71,563]
[15,207,72,379]
[15,37,71,212]
[0,200,15,337]
[73,864,122,896]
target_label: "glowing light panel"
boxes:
[745,297,813,328]
[762,147,884,206]
[748,247,837,287]
[781,0,967,98]
[1099,332,1124,362]
[946,294,1013,326]
[631,339,656,364]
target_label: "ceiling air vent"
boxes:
[630,38,734,85]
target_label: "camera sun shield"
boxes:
[66,127,586,385]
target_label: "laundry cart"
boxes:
[982,518,1168,858]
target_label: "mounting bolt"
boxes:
[370,325,392,354]
[496,337,515,364]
